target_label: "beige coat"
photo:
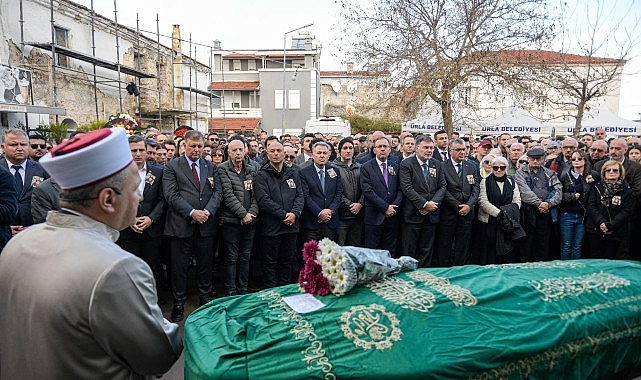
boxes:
[0,210,182,379]
[477,177,522,223]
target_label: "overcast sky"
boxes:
[78,0,641,121]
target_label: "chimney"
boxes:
[213,39,221,50]
[347,62,354,74]
[172,25,181,54]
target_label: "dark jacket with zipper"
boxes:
[333,158,364,220]
[585,180,633,239]
[559,170,600,216]
[254,161,304,236]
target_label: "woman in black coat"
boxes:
[558,150,599,260]
[584,160,634,259]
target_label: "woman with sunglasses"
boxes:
[585,160,633,260]
[558,150,600,260]
[479,154,496,178]
[477,156,522,264]
[211,147,225,165]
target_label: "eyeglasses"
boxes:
[30,144,46,149]
[605,168,619,173]
[519,160,528,164]
[483,160,491,165]
[493,166,507,171]
[452,148,466,152]
[284,155,296,160]
[212,154,223,157]
[571,158,584,161]
[590,148,604,153]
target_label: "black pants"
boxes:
[401,222,435,267]
[336,218,363,246]
[434,212,473,267]
[221,223,255,294]
[261,233,297,289]
[363,216,399,257]
[170,233,215,305]
[116,231,162,284]
[519,212,552,262]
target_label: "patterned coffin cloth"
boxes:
[185,259,641,379]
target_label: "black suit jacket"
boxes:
[399,157,446,224]
[432,149,449,162]
[299,163,343,230]
[440,159,480,221]
[162,156,222,238]
[120,164,165,239]
[0,159,49,226]
[0,167,18,250]
[360,158,402,226]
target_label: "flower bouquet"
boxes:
[298,238,418,296]
[104,112,141,135]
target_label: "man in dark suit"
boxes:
[399,135,446,267]
[432,130,450,162]
[116,135,165,296]
[434,138,480,267]
[299,141,343,242]
[360,136,402,257]
[0,128,49,235]
[163,130,222,322]
[0,167,18,251]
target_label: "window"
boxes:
[248,59,256,71]
[288,90,300,109]
[275,90,284,109]
[54,26,69,67]
[460,86,478,107]
[233,59,242,71]
[231,102,240,108]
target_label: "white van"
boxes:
[305,117,351,137]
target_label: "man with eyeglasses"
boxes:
[399,135,444,266]
[28,134,48,162]
[434,138,480,267]
[514,148,562,262]
[0,129,49,235]
[0,128,182,378]
[588,140,608,166]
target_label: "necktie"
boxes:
[319,169,325,193]
[456,163,462,177]
[191,162,201,189]
[422,163,428,178]
[381,162,389,186]
[12,165,23,194]
[442,151,448,161]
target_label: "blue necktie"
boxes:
[422,163,428,178]
[319,169,325,193]
[12,165,23,194]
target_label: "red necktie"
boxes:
[191,162,201,188]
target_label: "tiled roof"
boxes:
[320,70,390,77]
[474,50,625,65]
[224,53,258,58]
[210,81,260,91]
[208,117,261,132]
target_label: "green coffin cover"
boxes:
[185,259,641,379]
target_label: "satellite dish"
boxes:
[331,81,341,93]
[346,82,357,94]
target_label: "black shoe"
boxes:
[171,304,184,322]
[199,296,214,307]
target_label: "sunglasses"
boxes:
[284,155,296,160]
[493,166,507,171]
[483,160,491,165]
[605,168,619,173]
[212,154,223,157]
[30,144,46,149]
[571,158,584,161]
[519,160,528,164]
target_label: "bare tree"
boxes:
[338,0,553,135]
[512,0,640,138]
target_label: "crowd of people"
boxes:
[1,125,641,324]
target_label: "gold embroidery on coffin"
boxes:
[406,271,477,306]
[529,271,631,302]
[366,277,436,312]
[340,303,401,351]
[258,291,336,380]
[560,294,641,319]
[468,322,641,380]
[486,261,586,270]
